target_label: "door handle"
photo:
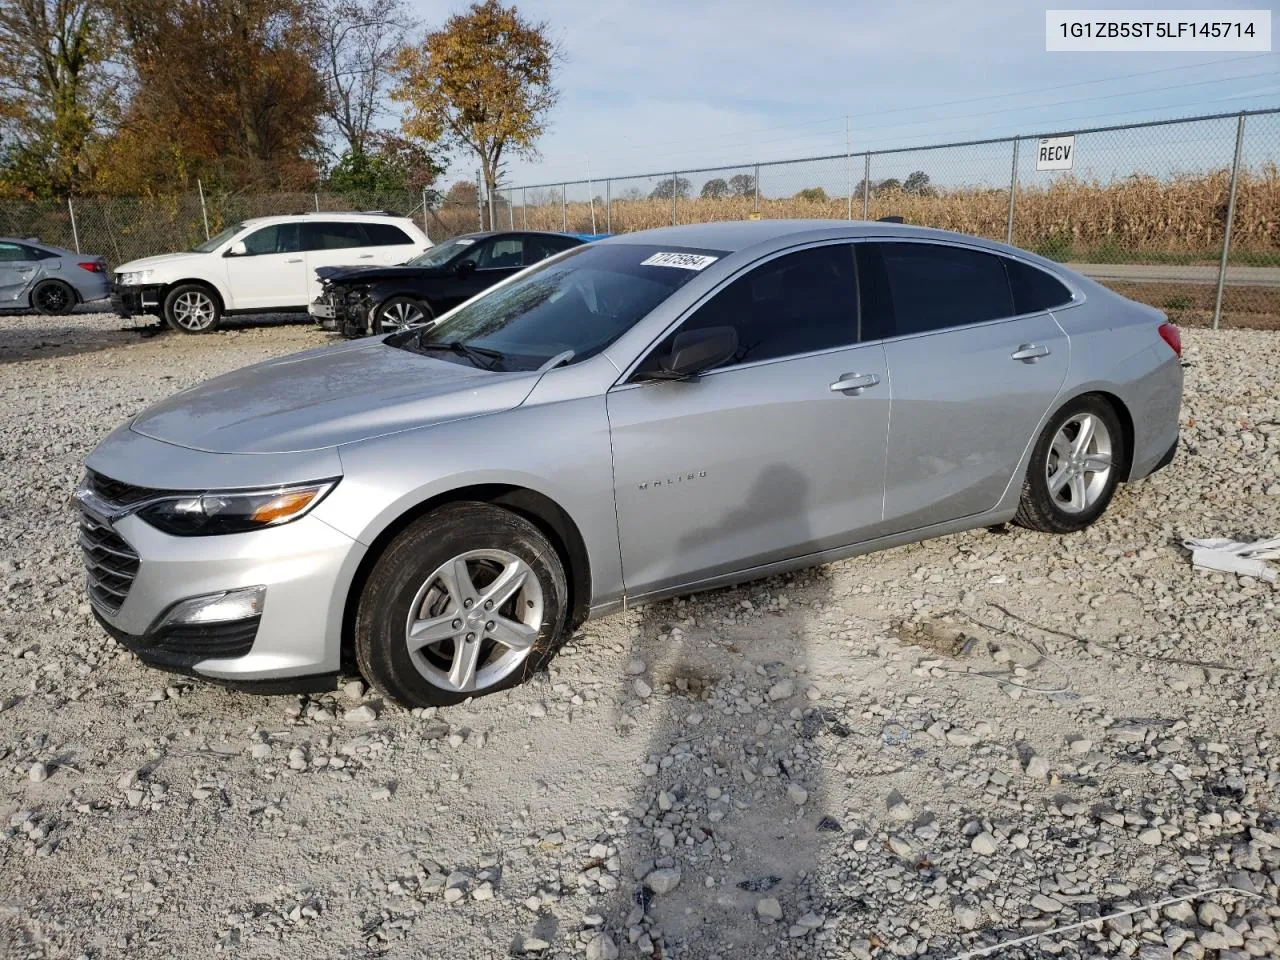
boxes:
[286,257,303,263]
[829,372,881,394]
[1011,343,1050,362]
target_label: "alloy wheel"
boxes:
[35,284,70,312]
[1045,412,1113,514]
[403,549,544,693]
[173,291,216,331]
[378,300,427,333]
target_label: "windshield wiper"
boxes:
[416,339,505,371]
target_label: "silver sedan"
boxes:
[0,237,109,314]
[78,220,1182,708]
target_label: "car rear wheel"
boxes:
[31,279,76,316]
[1014,394,1124,534]
[373,296,433,334]
[354,502,569,708]
[163,284,222,334]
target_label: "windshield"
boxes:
[406,236,479,268]
[390,243,725,371]
[192,223,244,253]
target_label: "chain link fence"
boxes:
[506,107,1280,330]
[0,108,1276,328]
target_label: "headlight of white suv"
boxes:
[116,270,153,286]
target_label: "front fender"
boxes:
[314,395,624,611]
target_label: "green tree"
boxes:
[326,132,443,194]
[794,186,827,202]
[0,0,118,198]
[903,170,931,195]
[392,0,558,226]
[700,177,728,199]
[727,173,755,197]
[649,176,690,200]
[875,177,902,194]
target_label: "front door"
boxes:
[225,223,307,309]
[606,243,891,599]
[0,242,38,306]
[440,236,528,312]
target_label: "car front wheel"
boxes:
[354,502,569,708]
[163,284,222,334]
[1014,394,1125,534]
[373,296,433,335]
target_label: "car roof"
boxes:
[598,218,1044,261]
[448,230,587,241]
[239,211,417,228]
[0,236,72,255]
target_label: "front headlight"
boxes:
[136,480,338,536]
[116,270,153,286]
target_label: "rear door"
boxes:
[859,241,1071,532]
[302,221,374,300]
[363,221,423,264]
[607,242,891,598]
[0,241,40,306]
[224,223,306,309]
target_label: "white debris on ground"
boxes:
[1,312,1278,960]
[1183,537,1280,584]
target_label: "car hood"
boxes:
[316,264,443,285]
[129,338,542,454]
[115,251,208,273]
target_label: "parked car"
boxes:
[111,212,431,334]
[79,220,1182,708]
[310,230,591,337]
[0,237,108,314]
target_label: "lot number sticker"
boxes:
[1036,136,1075,171]
[641,252,719,270]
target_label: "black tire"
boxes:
[371,295,433,335]
[355,502,569,708]
[31,279,76,316]
[163,283,222,334]
[1014,394,1125,534]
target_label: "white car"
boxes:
[111,212,431,333]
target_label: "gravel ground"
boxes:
[1,312,1278,960]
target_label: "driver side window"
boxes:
[637,244,859,375]
[240,224,301,255]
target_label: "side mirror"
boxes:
[456,259,476,277]
[226,240,247,257]
[655,326,738,379]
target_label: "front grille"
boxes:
[89,471,168,507]
[79,509,139,613]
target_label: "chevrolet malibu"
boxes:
[78,220,1182,708]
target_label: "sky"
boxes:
[403,0,1280,191]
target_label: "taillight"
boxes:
[77,261,104,273]
[1158,322,1181,358]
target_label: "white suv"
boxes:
[111,212,431,333]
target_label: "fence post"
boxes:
[509,190,515,229]
[1005,138,1019,245]
[196,178,211,240]
[561,184,567,231]
[1212,113,1246,331]
[314,192,320,212]
[422,187,429,240]
[605,180,611,233]
[862,154,870,219]
[67,197,81,253]
[753,164,760,214]
[846,116,853,220]
[671,172,678,225]
[522,188,528,229]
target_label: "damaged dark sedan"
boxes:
[310,230,597,337]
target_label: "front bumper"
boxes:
[83,507,366,683]
[110,283,163,318]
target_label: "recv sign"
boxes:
[1037,135,1075,171]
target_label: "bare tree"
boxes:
[314,0,417,159]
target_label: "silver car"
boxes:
[78,221,1182,708]
[1,237,110,314]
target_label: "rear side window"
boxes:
[303,221,369,250]
[364,222,413,246]
[650,244,859,371]
[1004,257,1072,313]
[863,242,1015,337]
[525,235,579,264]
